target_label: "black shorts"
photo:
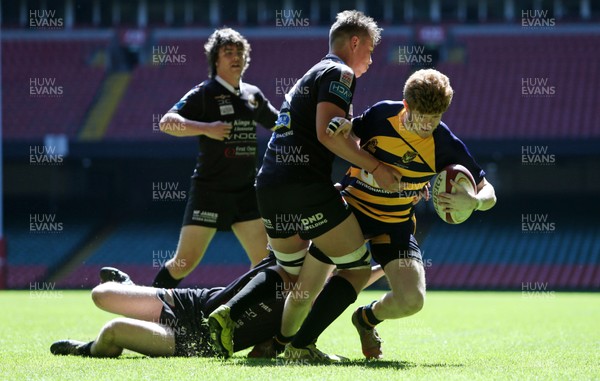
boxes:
[157,288,220,357]
[350,205,423,268]
[256,182,351,240]
[182,180,260,231]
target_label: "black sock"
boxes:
[291,276,357,349]
[275,332,293,350]
[152,266,182,288]
[226,269,282,320]
[357,301,383,329]
[79,341,94,357]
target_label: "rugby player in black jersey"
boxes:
[327,69,496,359]
[50,254,286,358]
[151,28,278,288]
[250,10,400,362]
[49,258,385,358]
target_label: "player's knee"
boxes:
[404,290,425,315]
[99,318,126,344]
[91,283,114,309]
[397,289,425,316]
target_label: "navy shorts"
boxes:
[182,180,261,231]
[157,288,220,357]
[350,205,423,268]
[256,182,351,240]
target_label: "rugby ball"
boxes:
[432,164,477,224]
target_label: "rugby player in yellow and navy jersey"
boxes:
[151,28,278,289]
[336,69,497,359]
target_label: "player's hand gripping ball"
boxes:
[432,164,477,224]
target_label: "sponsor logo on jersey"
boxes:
[273,111,291,131]
[219,105,234,115]
[224,146,256,158]
[329,81,352,104]
[339,69,353,88]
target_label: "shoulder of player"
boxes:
[434,122,467,146]
[371,100,403,115]
[320,61,355,85]
[357,100,403,122]
[240,82,265,96]
[183,80,211,96]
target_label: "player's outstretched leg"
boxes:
[50,340,93,356]
[208,305,235,358]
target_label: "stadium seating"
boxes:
[422,218,600,289]
[4,31,598,291]
[6,214,99,288]
[2,39,108,140]
[56,217,251,288]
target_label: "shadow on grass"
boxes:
[230,357,464,370]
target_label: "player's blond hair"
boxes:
[329,10,382,48]
[403,69,454,114]
[204,28,251,78]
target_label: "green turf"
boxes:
[0,290,598,380]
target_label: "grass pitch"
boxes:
[0,290,597,380]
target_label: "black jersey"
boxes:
[169,77,278,192]
[256,54,356,186]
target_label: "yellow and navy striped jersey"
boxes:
[341,100,485,224]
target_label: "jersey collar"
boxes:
[323,53,347,66]
[215,75,242,96]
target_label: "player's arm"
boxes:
[472,177,496,211]
[159,112,232,140]
[316,102,401,192]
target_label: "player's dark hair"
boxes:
[404,69,454,114]
[204,28,251,78]
[329,10,382,49]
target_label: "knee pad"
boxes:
[309,243,371,270]
[272,248,307,275]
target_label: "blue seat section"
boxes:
[6,219,96,267]
[84,219,248,266]
[421,217,599,266]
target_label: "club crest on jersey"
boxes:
[365,139,378,153]
[401,150,418,164]
[215,94,234,115]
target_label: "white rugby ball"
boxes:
[432,164,477,224]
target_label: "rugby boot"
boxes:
[99,267,134,285]
[351,308,383,359]
[208,305,235,358]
